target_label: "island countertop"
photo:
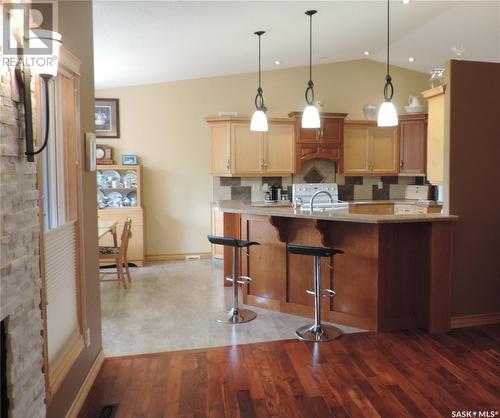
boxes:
[216,200,458,224]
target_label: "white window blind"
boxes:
[44,221,79,366]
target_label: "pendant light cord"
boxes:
[383,0,394,101]
[309,12,312,82]
[258,33,262,89]
[386,0,390,78]
[305,10,317,105]
[254,31,265,110]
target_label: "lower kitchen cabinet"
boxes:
[206,117,295,176]
[211,206,224,259]
[349,202,394,215]
[98,207,145,266]
[343,121,399,176]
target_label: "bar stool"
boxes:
[207,235,259,324]
[287,244,344,342]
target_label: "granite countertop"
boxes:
[349,199,443,207]
[216,200,457,224]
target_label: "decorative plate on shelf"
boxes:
[102,170,121,182]
[96,171,104,187]
[127,191,137,206]
[122,171,138,188]
[107,191,123,207]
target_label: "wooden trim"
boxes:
[421,84,447,99]
[49,334,85,397]
[288,111,349,119]
[450,312,500,329]
[146,252,212,261]
[205,116,294,123]
[428,222,454,333]
[64,350,104,418]
[59,47,81,76]
[34,78,52,401]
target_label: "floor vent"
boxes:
[97,404,119,418]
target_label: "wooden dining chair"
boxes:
[99,218,132,288]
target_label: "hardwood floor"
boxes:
[78,325,500,418]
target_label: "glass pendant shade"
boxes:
[377,101,398,127]
[302,105,320,128]
[250,110,268,132]
[28,29,62,78]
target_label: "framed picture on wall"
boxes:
[122,155,139,165]
[95,98,120,138]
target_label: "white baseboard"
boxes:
[146,252,212,261]
[450,312,500,329]
[65,349,104,418]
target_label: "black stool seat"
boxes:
[287,244,343,258]
[207,235,260,248]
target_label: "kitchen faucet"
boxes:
[310,190,333,212]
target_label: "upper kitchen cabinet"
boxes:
[399,114,427,176]
[288,112,348,172]
[231,122,263,175]
[422,85,446,185]
[208,122,232,175]
[264,121,296,174]
[206,117,295,176]
[343,121,399,176]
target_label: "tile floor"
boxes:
[100,259,364,357]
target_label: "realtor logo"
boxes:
[2,2,55,56]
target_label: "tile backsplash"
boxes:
[213,159,425,202]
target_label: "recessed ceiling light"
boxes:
[402,0,410,4]
[363,51,370,56]
[274,60,281,65]
[408,57,415,62]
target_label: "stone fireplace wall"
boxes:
[0,70,46,417]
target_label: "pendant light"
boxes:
[302,10,320,129]
[250,31,268,132]
[377,0,398,127]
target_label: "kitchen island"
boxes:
[217,200,458,333]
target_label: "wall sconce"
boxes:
[14,29,62,162]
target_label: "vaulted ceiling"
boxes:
[93,1,500,89]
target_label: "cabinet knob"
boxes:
[400,159,404,168]
[226,160,230,170]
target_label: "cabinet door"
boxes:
[426,93,445,184]
[209,123,231,175]
[297,124,319,144]
[98,208,144,264]
[231,123,263,175]
[320,117,342,145]
[343,125,370,174]
[264,123,295,174]
[400,119,426,175]
[370,126,398,175]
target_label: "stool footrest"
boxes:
[236,276,252,285]
[225,276,253,285]
[321,289,336,298]
[306,288,336,297]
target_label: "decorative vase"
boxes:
[429,68,445,88]
[362,104,377,121]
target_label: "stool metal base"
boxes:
[295,324,342,342]
[216,308,257,324]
